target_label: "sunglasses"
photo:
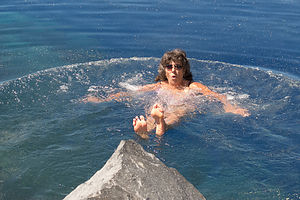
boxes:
[165,64,183,70]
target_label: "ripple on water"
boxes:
[0,57,299,199]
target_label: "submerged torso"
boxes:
[152,82,198,114]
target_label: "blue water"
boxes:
[0,0,300,199]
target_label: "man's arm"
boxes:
[83,83,160,103]
[189,82,250,117]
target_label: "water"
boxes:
[0,0,299,199]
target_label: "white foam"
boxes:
[58,84,69,93]
[119,82,141,91]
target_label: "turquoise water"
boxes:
[1,0,300,199]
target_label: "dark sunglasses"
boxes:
[165,64,183,70]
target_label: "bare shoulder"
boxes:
[189,82,207,89]
[189,81,215,95]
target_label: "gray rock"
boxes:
[64,140,206,200]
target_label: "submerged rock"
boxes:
[64,140,206,200]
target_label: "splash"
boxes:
[1,56,298,115]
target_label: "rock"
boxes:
[64,140,206,200]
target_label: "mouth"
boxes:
[171,75,177,79]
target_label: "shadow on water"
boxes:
[0,58,299,199]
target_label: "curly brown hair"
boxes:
[155,49,193,82]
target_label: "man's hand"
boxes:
[224,104,250,117]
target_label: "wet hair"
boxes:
[155,49,193,82]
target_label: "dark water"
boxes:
[0,0,300,200]
[1,0,300,82]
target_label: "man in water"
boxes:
[132,49,249,138]
[85,49,250,139]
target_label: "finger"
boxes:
[133,118,136,126]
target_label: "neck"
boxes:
[167,80,186,90]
